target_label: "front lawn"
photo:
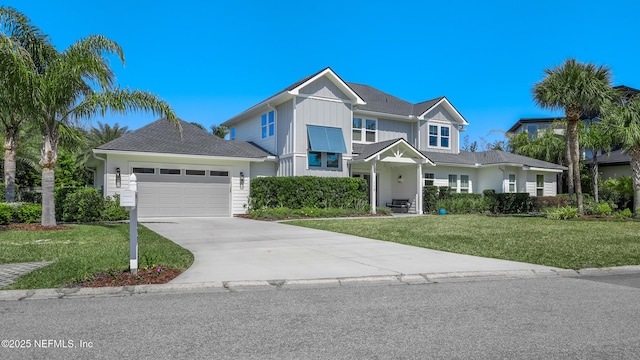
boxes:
[0,224,194,290]
[286,215,640,269]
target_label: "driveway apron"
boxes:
[141,217,556,284]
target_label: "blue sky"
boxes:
[6,0,640,145]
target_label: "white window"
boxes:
[308,152,341,170]
[428,124,451,148]
[424,173,435,186]
[261,111,275,139]
[448,174,458,192]
[508,174,516,192]
[536,175,544,196]
[352,117,376,143]
[460,175,469,193]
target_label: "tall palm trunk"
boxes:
[3,126,18,202]
[565,138,574,198]
[592,151,599,203]
[630,148,640,216]
[40,126,59,226]
[567,119,584,214]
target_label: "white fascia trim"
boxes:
[295,93,353,104]
[354,109,416,121]
[287,68,366,105]
[363,139,431,164]
[93,149,272,162]
[523,166,565,173]
[418,97,469,126]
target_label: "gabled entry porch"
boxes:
[350,139,434,214]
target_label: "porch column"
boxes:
[416,162,423,214]
[370,161,377,214]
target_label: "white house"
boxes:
[90,67,566,217]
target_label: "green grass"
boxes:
[286,215,640,269]
[0,224,194,290]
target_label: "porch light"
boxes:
[397,175,403,183]
[115,168,121,188]
[240,172,245,186]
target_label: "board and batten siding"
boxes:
[294,97,352,153]
[377,118,413,142]
[299,76,350,100]
[276,99,294,156]
[419,104,460,154]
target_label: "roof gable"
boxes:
[353,138,431,163]
[96,118,270,158]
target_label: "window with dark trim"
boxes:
[160,169,181,175]
[185,170,206,176]
[133,167,155,174]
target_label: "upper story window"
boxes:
[353,117,377,143]
[429,124,451,148]
[261,111,275,139]
[230,127,236,140]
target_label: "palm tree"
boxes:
[580,119,614,203]
[533,58,614,214]
[210,124,229,138]
[601,96,640,215]
[34,37,177,226]
[0,6,52,202]
[78,122,129,166]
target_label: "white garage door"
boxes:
[133,167,230,217]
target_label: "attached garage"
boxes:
[133,166,230,217]
[89,119,275,218]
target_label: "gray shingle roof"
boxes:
[352,139,405,160]
[347,82,445,117]
[422,149,567,170]
[587,149,630,165]
[96,118,271,158]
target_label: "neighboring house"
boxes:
[507,85,639,180]
[90,67,566,218]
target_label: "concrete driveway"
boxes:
[141,217,557,284]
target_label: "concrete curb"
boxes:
[2,265,640,301]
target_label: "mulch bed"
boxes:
[0,223,72,231]
[75,267,183,287]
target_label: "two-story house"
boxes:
[90,67,565,218]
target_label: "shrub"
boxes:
[494,193,531,214]
[63,187,104,222]
[249,176,368,210]
[0,203,15,225]
[16,204,42,224]
[423,186,439,213]
[19,191,41,204]
[436,197,489,214]
[593,203,613,216]
[615,208,633,220]
[101,194,130,221]
[530,196,570,212]
[55,186,79,221]
[545,206,579,220]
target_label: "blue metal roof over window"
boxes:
[307,125,347,153]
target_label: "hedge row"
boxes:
[424,186,535,214]
[249,176,368,210]
[0,203,42,225]
[0,187,129,224]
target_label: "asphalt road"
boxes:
[2,275,640,359]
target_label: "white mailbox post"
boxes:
[120,173,138,274]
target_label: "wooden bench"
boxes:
[386,199,411,213]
